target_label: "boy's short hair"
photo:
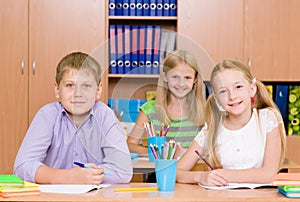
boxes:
[56,52,102,85]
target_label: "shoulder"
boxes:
[37,102,62,116]
[140,100,156,114]
[256,108,282,132]
[92,101,117,121]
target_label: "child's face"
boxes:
[213,69,256,115]
[163,63,197,99]
[55,68,102,120]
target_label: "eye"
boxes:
[185,76,193,80]
[66,83,74,88]
[83,84,92,88]
[235,84,243,90]
[219,89,227,95]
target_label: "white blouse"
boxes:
[194,108,280,169]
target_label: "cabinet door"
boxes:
[0,0,29,174]
[178,0,244,80]
[244,0,300,81]
[29,0,105,121]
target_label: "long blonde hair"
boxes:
[155,50,206,126]
[205,60,286,169]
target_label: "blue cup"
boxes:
[155,159,177,191]
[147,136,166,162]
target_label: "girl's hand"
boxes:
[68,163,104,184]
[200,169,228,186]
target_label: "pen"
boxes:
[194,150,214,170]
[73,161,113,176]
[114,187,158,192]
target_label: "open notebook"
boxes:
[198,183,274,190]
[39,184,110,194]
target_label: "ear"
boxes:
[54,83,60,99]
[250,83,257,98]
[162,72,168,83]
[212,92,226,112]
[96,82,103,100]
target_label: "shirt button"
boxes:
[236,148,240,152]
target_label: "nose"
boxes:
[178,78,186,87]
[228,88,236,99]
[73,85,81,96]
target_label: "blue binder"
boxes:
[109,25,117,74]
[116,25,125,74]
[115,0,123,16]
[136,0,143,16]
[108,0,116,16]
[143,0,150,16]
[274,85,288,124]
[156,0,163,16]
[169,0,177,16]
[145,25,153,74]
[129,0,136,16]
[124,25,131,74]
[149,0,156,16]
[163,0,170,16]
[152,25,161,74]
[123,0,130,16]
[138,25,146,74]
[131,25,139,74]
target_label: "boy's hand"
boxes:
[69,163,104,184]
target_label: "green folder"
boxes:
[0,174,24,187]
[279,185,300,192]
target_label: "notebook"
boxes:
[278,186,300,198]
[39,184,111,194]
[198,183,274,190]
[272,173,300,186]
[0,175,24,187]
[0,181,39,193]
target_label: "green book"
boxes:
[279,185,300,192]
[0,174,24,187]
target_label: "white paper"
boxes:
[198,183,273,190]
[40,184,111,194]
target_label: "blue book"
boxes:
[116,25,125,74]
[163,0,170,16]
[152,25,161,74]
[123,0,130,16]
[145,25,153,74]
[136,0,143,16]
[138,25,146,74]
[109,25,117,74]
[123,25,131,74]
[149,0,156,16]
[108,0,116,16]
[278,186,300,198]
[115,0,123,16]
[156,0,163,16]
[169,0,177,16]
[131,25,139,74]
[143,0,150,16]
[129,0,136,16]
[274,85,288,125]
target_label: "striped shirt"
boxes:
[140,100,202,148]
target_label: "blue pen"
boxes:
[73,161,112,176]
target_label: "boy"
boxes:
[14,52,132,184]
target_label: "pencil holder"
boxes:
[155,159,177,191]
[147,136,166,162]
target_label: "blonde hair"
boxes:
[205,60,286,169]
[56,52,102,85]
[155,50,206,126]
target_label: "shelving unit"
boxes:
[103,0,177,102]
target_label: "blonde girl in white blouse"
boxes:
[176,60,286,186]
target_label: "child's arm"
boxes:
[35,164,104,184]
[126,111,149,156]
[176,141,228,186]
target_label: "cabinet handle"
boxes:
[32,59,36,75]
[247,57,251,68]
[21,58,24,75]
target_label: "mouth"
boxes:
[228,100,242,107]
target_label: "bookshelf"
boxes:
[103,0,178,101]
